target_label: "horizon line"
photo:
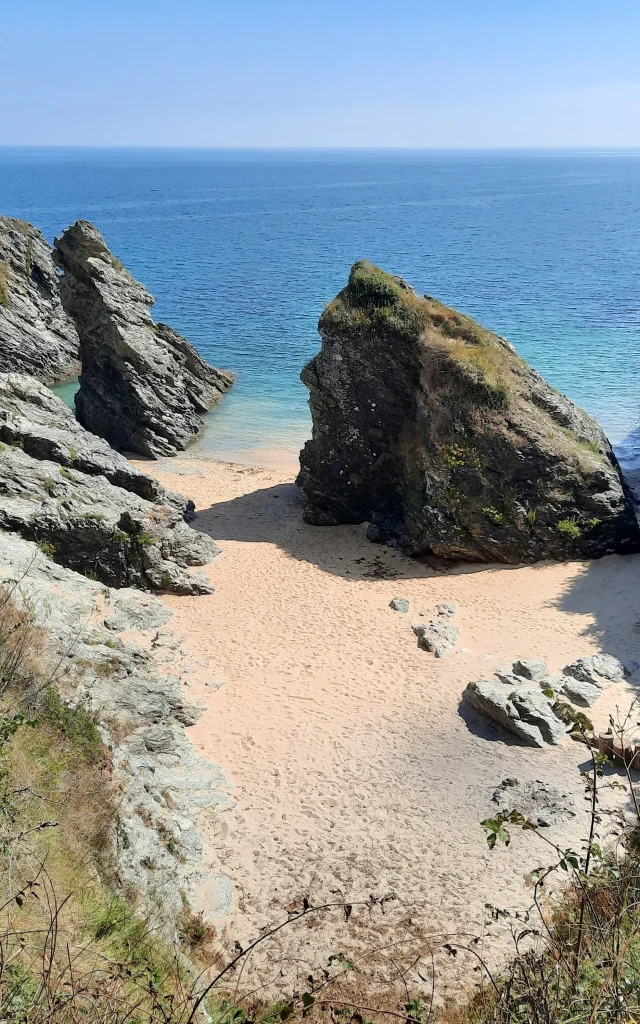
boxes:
[2,144,640,153]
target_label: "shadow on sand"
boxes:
[193,479,530,584]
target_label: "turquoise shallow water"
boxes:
[1,148,639,468]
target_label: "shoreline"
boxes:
[134,452,640,1000]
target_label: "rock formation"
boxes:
[463,652,629,743]
[298,261,640,562]
[560,654,626,706]
[0,530,229,934]
[53,220,234,457]
[0,373,218,593]
[463,678,566,747]
[0,216,80,382]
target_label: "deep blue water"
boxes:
[1,148,639,467]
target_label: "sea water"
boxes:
[1,148,639,471]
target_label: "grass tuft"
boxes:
[0,262,10,308]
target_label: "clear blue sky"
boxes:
[3,0,640,147]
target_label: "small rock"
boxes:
[561,654,626,706]
[435,602,456,619]
[389,597,410,613]
[591,653,626,681]
[560,676,602,707]
[512,658,548,682]
[413,620,459,657]
[495,669,524,687]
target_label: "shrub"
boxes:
[134,530,156,548]
[39,686,102,762]
[482,506,505,526]
[0,262,10,308]
[557,516,581,539]
[346,261,404,310]
[471,698,640,1024]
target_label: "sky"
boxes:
[3,1,640,148]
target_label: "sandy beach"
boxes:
[135,452,640,1002]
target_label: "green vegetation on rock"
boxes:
[0,262,11,308]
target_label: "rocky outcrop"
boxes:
[0,530,229,934]
[464,652,630,741]
[298,261,640,563]
[560,654,626,706]
[463,679,566,747]
[0,373,218,593]
[53,220,234,457]
[0,216,80,382]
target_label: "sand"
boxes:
[136,453,640,1002]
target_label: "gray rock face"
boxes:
[412,618,459,657]
[463,679,566,747]
[298,261,640,563]
[0,216,80,383]
[389,597,409,613]
[560,654,626,706]
[560,676,602,707]
[0,372,183,508]
[512,658,549,682]
[53,220,234,457]
[0,530,229,935]
[489,777,576,827]
[0,373,218,593]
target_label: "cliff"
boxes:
[0,373,218,593]
[0,216,80,382]
[54,220,234,457]
[298,262,640,562]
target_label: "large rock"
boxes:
[463,679,567,747]
[0,373,218,593]
[53,220,234,458]
[0,216,80,382]
[298,262,640,562]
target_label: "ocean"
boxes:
[1,148,639,470]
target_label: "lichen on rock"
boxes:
[298,261,640,563]
[53,220,234,458]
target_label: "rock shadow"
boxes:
[193,479,529,583]
[457,698,523,745]
[553,552,640,673]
